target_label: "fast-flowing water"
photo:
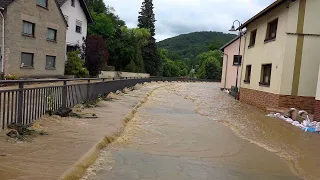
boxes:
[82,82,319,180]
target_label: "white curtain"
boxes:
[48,29,55,40]
[23,22,33,35]
[37,0,47,7]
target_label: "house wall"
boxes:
[279,0,299,95]
[240,3,289,94]
[60,0,88,47]
[221,37,244,89]
[2,0,67,77]
[314,65,320,120]
[296,0,320,97]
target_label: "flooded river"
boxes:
[82,82,320,180]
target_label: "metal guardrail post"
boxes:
[87,79,91,100]
[62,80,67,108]
[17,82,24,124]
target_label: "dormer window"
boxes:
[71,0,75,7]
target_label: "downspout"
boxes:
[221,52,228,89]
[0,7,4,74]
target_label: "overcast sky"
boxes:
[104,0,275,41]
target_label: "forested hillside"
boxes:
[157,31,236,60]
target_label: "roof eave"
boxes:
[237,0,287,30]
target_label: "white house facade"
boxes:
[58,0,93,51]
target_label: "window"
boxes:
[47,28,57,41]
[64,15,69,24]
[71,0,75,7]
[260,64,272,86]
[233,55,242,66]
[76,20,82,33]
[46,56,56,69]
[36,0,47,8]
[21,53,34,68]
[249,29,257,47]
[265,18,278,41]
[244,65,252,83]
[23,21,35,37]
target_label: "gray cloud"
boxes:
[104,0,275,41]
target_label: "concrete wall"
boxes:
[60,0,88,47]
[221,37,244,89]
[99,71,150,79]
[2,0,67,77]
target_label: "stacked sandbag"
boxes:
[267,108,319,133]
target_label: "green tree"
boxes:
[88,11,116,38]
[196,50,222,66]
[87,0,107,14]
[121,27,151,72]
[196,57,221,80]
[65,51,89,78]
[138,0,162,76]
[160,48,189,77]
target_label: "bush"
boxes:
[196,57,221,80]
[4,74,19,80]
[65,51,89,78]
[83,35,109,77]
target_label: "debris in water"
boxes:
[6,123,49,141]
[70,112,98,119]
[55,107,72,117]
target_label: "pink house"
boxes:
[220,34,245,90]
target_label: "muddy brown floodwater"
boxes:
[82,82,320,180]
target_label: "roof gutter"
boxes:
[237,0,287,30]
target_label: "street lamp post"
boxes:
[229,20,242,99]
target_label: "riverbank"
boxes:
[0,82,166,180]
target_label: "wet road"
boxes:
[82,82,319,180]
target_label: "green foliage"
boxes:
[65,51,89,78]
[88,11,116,38]
[196,50,222,65]
[157,31,236,65]
[138,0,156,37]
[87,0,107,14]
[138,0,162,76]
[121,27,151,73]
[160,48,189,77]
[87,0,153,74]
[196,51,222,80]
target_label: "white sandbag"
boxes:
[286,118,293,123]
[291,121,300,126]
[316,122,320,132]
[302,120,310,127]
[275,113,281,118]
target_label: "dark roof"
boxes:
[0,0,68,27]
[220,32,246,51]
[57,0,94,24]
[238,0,287,29]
